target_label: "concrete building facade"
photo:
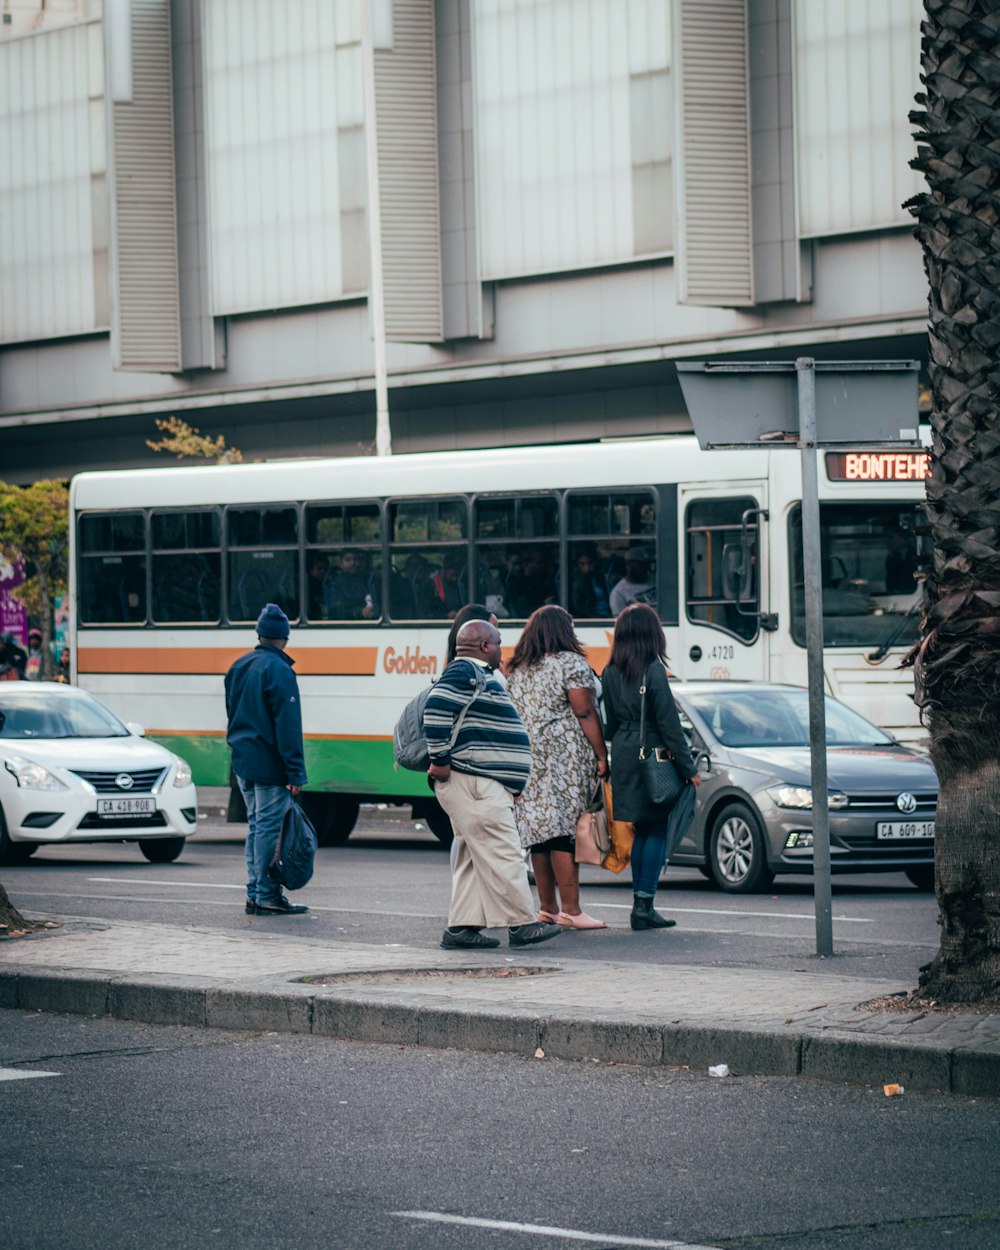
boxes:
[0,0,929,483]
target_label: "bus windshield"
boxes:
[789,503,928,649]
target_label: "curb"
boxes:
[3,966,998,1097]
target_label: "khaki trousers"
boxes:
[434,770,536,928]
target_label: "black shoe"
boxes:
[245,898,254,915]
[250,895,309,915]
[508,921,563,947]
[440,927,501,950]
[630,896,676,930]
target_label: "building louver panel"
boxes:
[374,0,444,342]
[674,0,754,306]
[108,0,182,371]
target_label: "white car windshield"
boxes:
[685,690,893,749]
[0,690,130,739]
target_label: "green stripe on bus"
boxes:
[149,733,424,797]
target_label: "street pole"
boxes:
[362,0,392,457]
[797,357,833,957]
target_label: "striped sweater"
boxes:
[424,659,532,795]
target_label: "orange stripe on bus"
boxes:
[77,646,378,676]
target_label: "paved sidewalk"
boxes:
[3,912,999,1097]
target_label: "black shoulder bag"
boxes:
[638,664,685,809]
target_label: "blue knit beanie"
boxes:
[256,603,290,639]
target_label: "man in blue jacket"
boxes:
[225,603,309,915]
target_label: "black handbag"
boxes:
[638,667,685,809]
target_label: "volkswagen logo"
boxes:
[115,773,135,791]
[896,792,917,814]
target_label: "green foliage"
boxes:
[147,416,243,464]
[0,478,69,622]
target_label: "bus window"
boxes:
[226,506,299,623]
[685,498,758,642]
[474,496,559,619]
[566,491,655,618]
[387,499,468,620]
[305,503,381,622]
[150,511,221,624]
[789,503,927,648]
[78,512,147,625]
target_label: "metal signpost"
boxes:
[676,358,920,957]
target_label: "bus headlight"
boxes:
[172,757,193,788]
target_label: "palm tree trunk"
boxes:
[906,0,1000,1002]
[0,880,32,936]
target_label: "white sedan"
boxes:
[0,682,197,865]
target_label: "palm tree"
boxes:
[905,0,1000,1002]
[0,882,31,936]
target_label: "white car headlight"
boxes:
[767,785,848,810]
[172,756,193,788]
[4,756,69,791]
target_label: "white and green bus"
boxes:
[69,436,931,844]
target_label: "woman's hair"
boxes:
[506,604,584,671]
[446,603,495,663]
[606,602,667,682]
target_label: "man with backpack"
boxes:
[425,619,562,951]
[225,603,309,916]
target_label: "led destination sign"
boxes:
[826,451,931,482]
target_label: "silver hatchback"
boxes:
[668,681,937,893]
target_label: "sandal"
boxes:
[557,911,607,930]
[537,910,561,924]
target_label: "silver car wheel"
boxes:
[717,815,755,884]
[709,801,774,894]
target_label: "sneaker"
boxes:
[250,894,309,915]
[440,927,501,950]
[508,921,563,947]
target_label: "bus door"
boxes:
[678,485,773,682]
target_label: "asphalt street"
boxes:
[2,1008,998,1250]
[5,805,941,981]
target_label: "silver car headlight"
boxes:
[172,756,193,788]
[767,785,848,810]
[4,756,69,791]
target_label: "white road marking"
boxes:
[392,1211,715,1248]
[81,879,872,923]
[0,1068,61,1082]
[591,902,873,923]
[88,878,243,889]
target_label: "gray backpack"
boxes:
[393,665,487,772]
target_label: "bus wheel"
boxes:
[302,794,359,847]
[414,799,453,847]
[139,837,186,863]
[709,802,773,894]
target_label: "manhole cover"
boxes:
[301,965,559,987]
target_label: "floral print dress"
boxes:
[506,651,599,849]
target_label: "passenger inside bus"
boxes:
[569,547,610,618]
[306,553,331,619]
[505,546,558,617]
[325,549,376,620]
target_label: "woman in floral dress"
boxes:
[505,605,608,929]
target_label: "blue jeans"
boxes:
[631,817,670,897]
[237,777,291,904]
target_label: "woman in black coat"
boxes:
[602,604,700,930]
